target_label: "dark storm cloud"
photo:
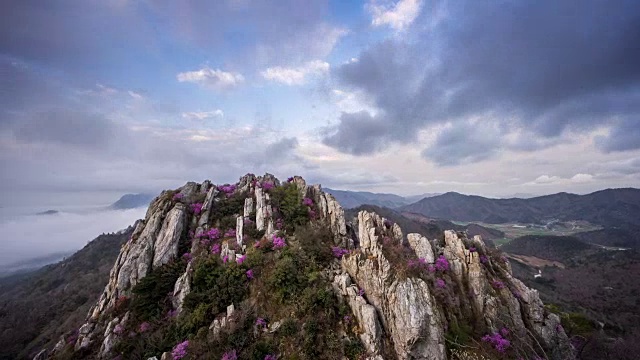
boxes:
[324,0,640,164]
[596,117,640,152]
[422,122,503,166]
[322,111,392,154]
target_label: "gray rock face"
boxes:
[333,273,383,358]
[255,187,267,231]
[293,178,348,245]
[243,197,254,218]
[236,215,243,247]
[407,233,435,263]
[351,210,572,359]
[32,349,47,360]
[210,304,236,338]
[198,185,219,227]
[342,211,446,360]
[153,203,187,268]
[172,262,192,315]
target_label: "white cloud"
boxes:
[369,0,423,31]
[526,173,595,186]
[181,110,224,120]
[571,173,594,183]
[128,90,143,99]
[331,89,378,114]
[261,60,330,85]
[177,67,244,91]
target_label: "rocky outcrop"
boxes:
[198,185,218,227]
[407,233,435,262]
[210,304,236,338]
[152,203,187,268]
[333,273,384,359]
[341,211,446,360]
[338,210,574,360]
[172,262,192,316]
[291,177,348,246]
[43,174,573,360]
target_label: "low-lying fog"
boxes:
[0,205,146,271]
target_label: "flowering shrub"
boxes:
[435,278,446,288]
[491,280,505,289]
[435,255,450,272]
[262,181,275,190]
[223,255,229,264]
[332,246,350,258]
[407,257,428,269]
[264,355,277,360]
[482,332,510,353]
[182,252,192,262]
[480,255,489,264]
[302,197,314,206]
[236,255,246,265]
[191,203,203,215]
[256,317,267,328]
[286,176,294,182]
[173,193,184,201]
[219,184,237,194]
[246,269,254,279]
[383,219,392,228]
[207,228,221,240]
[167,309,178,318]
[138,322,151,333]
[275,218,284,230]
[211,243,221,254]
[358,288,365,297]
[469,246,477,252]
[224,229,236,238]
[500,327,509,337]
[113,324,124,334]
[272,236,286,249]
[222,349,237,360]
[172,340,189,360]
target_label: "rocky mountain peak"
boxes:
[39,173,573,360]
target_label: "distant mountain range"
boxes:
[108,193,155,210]
[400,188,640,248]
[400,188,640,227]
[323,188,439,209]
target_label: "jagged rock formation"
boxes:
[39,173,574,360]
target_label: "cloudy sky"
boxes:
[2,0,640,206]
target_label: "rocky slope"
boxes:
[36,174,573,360]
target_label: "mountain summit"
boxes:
[36,174,573,360]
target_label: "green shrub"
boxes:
[270,184,309,231]
[561,312,595,337]
[266,248,311,304]
[343,337,366,360]
[279,318,299,337]
[211,193,246,219]
[130,260,186,321]
[295,224,334,266]
[182,258,249,335]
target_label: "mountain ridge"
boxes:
[33,174,573,360]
